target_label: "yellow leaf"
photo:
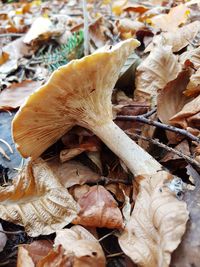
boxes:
[112,0,128,16]
[0,51,9,66]
[0,159,79,237]
[119,171,189,267]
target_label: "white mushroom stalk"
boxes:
[12,39,162,176]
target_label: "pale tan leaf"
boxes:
[0,159,79,237]
[54,225,106,267]
[134,45,181,105]
[145,21,200,53]
[0,80,42,110]
[119,171,189,267]
[47,158,100,188]
[0,224,7,253]
[157,70,190,124]
[73,185,124,229]
[180,46,200,69]
[170,94,200,129]
[150,4,190,32]
[185,68,200,96]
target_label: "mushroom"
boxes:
[12,39,162,176]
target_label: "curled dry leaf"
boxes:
[47,158,100,188]
[119,171,189,267]
[54,226,106,267]
[0,80,42,110]
[185,68,200,96]
[157,70,190,124]
[17,240,53,267]
[145,21,200,52]
[134,45,181,105]
[0,159,79,237]
[73,185,124,229]
[150,4,190,32]
[180,46,200,70]
[170,94,200,129]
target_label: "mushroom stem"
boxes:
[92,120,162,176]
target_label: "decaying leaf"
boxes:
[170,94,200,129]
[73,185,124,229]
[119,171,189,267]
[134,45,181,105]
[157,70,190,124]
[150,4,190,32]
[0,159,79,237]
[47,157,100,188]
[145,21,200,52]
[185,68,200,96]
[54,226,106,267]
[180,46,200,70]
[0,80,42,110]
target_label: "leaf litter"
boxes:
[0,0,200,266]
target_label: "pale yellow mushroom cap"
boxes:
[12,39,140,159]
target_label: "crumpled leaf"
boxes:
[185,68,200,96]
[0,158,79,237]
[54,226,106,267]
[150,4,190,32]
[73,185,124,229]
[157,70,190,124]
[119,171,189,267]
[170,94,200,129]
[0,223,7,253]
[134,45,181,105]
[0,80,42,110]
[23,17,64,45]
[145,21,200,52]
[17,240,53,267]
[47,157,100,188]
[180,46,200,70]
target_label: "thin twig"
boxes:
[117,115,200,143]
[107,252,124,258]
[98,230,116,242]
[127,132,200,169]
[82,0,89,55]
[0,139,13,153]
[0,33,24,38]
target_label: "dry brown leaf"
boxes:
[17,240,53,267]
[150,4,190,32]
[119,171,189,267]
[145,21,200,52]
[180,46,200,70]
[47,158,100,188]
[0,51,9,65]
[54,225,106,267]
[185,68,200,97]
[0,80,42,110]
[157,70,190,124]
[123,3,149,13]
[134,45,181,105]
[0,159,79,237]
[170,94,200,129]
[73,185,124,229]
[116,19,144,39]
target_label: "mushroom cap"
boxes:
[12,39,140,159]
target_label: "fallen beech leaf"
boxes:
[134,45,181,105]
[60,147,86,162]
[47,158,100,188]
[171,167,200,267]
[150,4,190,32]
[119,171,189,267]
[73,185,123,229]
[23,17,63,45]
[112,0,128,16]
[123,3,149,13]
[157,70,190,124]
[116,19,144,39]
[0,80,42,110]
[185,68,200,96]
[0,159,79,237]
[145,21,200,52]
[54,226,106,267]
[180,46,200,70]
[0,223,7,253]
[170,94,200,129]
[17,240,53,267]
